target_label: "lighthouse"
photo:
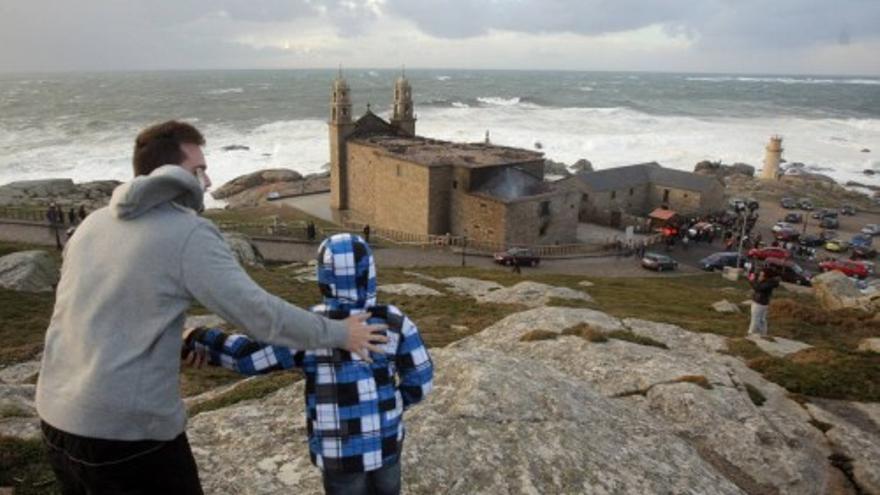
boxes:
[762,135,783,180]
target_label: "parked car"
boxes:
[780,197,797,209]
[851,234,874,248]
[764,258,813,286]
[783,212,803,224]
[747,247,791,260]
[798,198,814,210]
[799,234,825,247]
[840,205,856,216]
[851,245,878,260]
[862,224,880,236]
[774,228,800,242]
[824,239,849,252]
[771,221,794,233]
[641,252,678,272]
[811,209,837,220]
[494,248,540,267]
[819,259,871,279]
[819,216,840,229]
[699,252,744,271]
[819,229,838,241]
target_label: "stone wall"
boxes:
[450,192,507,246]
[504,191,579,245]
[647,185,702,215]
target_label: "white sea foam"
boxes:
[477,96,522,106]
[2,105,878,207]
[687,76,880,85]
[451,101,470,108]
[436,75,451,81]
[578,86,594,92]
[205,87,244,95]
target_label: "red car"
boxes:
[747,247,791,260]
[819,259,871,279]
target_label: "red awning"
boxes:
[649,208,677,221]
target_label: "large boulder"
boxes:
[212,169,303,200]
[0,384,39,440]
[0,178,118,208]
[812,270,873,311]
[187,306,846,494]
[0,250,59,292]
[222,233,264,268]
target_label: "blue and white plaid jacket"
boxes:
[187,233,433,473]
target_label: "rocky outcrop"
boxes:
[858,338,880,353]
[812,271,877,312]
[188,306,850,494]
[806,400,880,494]
[0,359,41,385]
[211,169,330,208]
[0,178,119,208]
[712,299,740,313]
[0,384,39,440]
[222,233,264,268]
[0,250,59,292]
[694,161,755,179]
[212,169,303,199]
[746,335,813,358]
[439,278,592,307]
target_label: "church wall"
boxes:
[451,192,507,246]
[427,166,453,235]
[647,185,702,215]
[346,143,431,233]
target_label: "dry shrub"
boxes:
[787,347,843,366]
[771,298,880,333]
[519,330,559,342]
[561,323,608,343]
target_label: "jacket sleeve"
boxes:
[180,222,348,351]
[185,327,300,376]
[391,309,433,409]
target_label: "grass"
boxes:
[0,288,55,366]
[0,404,32,419]
[519,330,559,342]
[561,323,608,342]
[0,436,58,495]
[188,371,302,416]
[607,330,669,349]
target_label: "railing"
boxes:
[0,206,46,223]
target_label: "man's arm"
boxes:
[180,223,387,358]
[392,310,433,409]
[185,327,300,376]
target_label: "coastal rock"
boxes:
[694,161,755,179]
[712,299,740,313]
[0,360,41,385]
[222,233,264,268]
[221,145,250,152]
[865,169,877,176]
[212,169,303,200]
[438,278,591,307]
[861,148,871,153]
[0,178,118,208]
[543,159,571,177]
[377,283,443,297]
[805,400,880,494]
[0,250,59,292]
[746,335,813,358]
[857,338,880,353]
[570,158,593,173]
[0,384,39,440]
[213,170,330,208]
[812,271,872,311]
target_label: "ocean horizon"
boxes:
[1,68,878,204]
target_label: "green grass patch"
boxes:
[0,404,32,419]
[744,383,767,407]
[0,436,58,495]
[188,371,302,416]
[180,365,243,398]
[545,297,594,309]
[607,330,669,349]
[0,288,55,366]
[748,348,880,402]
[724,338,770,361]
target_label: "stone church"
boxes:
[328,73,579,247]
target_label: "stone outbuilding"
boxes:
[557,162,724,227]
[328,72,579,247]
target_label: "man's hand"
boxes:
[343,313,388,363]
[181,327,207,369]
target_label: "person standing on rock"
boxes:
[35,121,388,495]
[747,268,780,337]
[184,233,433,495]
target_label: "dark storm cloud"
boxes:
[384,0,880,48]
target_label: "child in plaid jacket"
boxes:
[184,233,433,495]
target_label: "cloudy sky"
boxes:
[1,0,879,75]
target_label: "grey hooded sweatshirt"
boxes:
[36,165,348,441]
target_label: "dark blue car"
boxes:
[700,251,744,271]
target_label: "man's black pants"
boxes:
[41,421,204,495]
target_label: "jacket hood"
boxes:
[110,165,204,220]
[317,233,377,309]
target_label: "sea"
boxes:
[1,69,878,206]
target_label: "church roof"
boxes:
[574,162,719,193]
[473,166,550,202]
[350,134,543,168]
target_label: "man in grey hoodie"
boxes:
[35,121,387,494]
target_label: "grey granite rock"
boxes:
[0,250,59,292]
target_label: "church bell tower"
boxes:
[329,69,354,210]
[390,69,416,136]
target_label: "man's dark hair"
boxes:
[133,121,205,177]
